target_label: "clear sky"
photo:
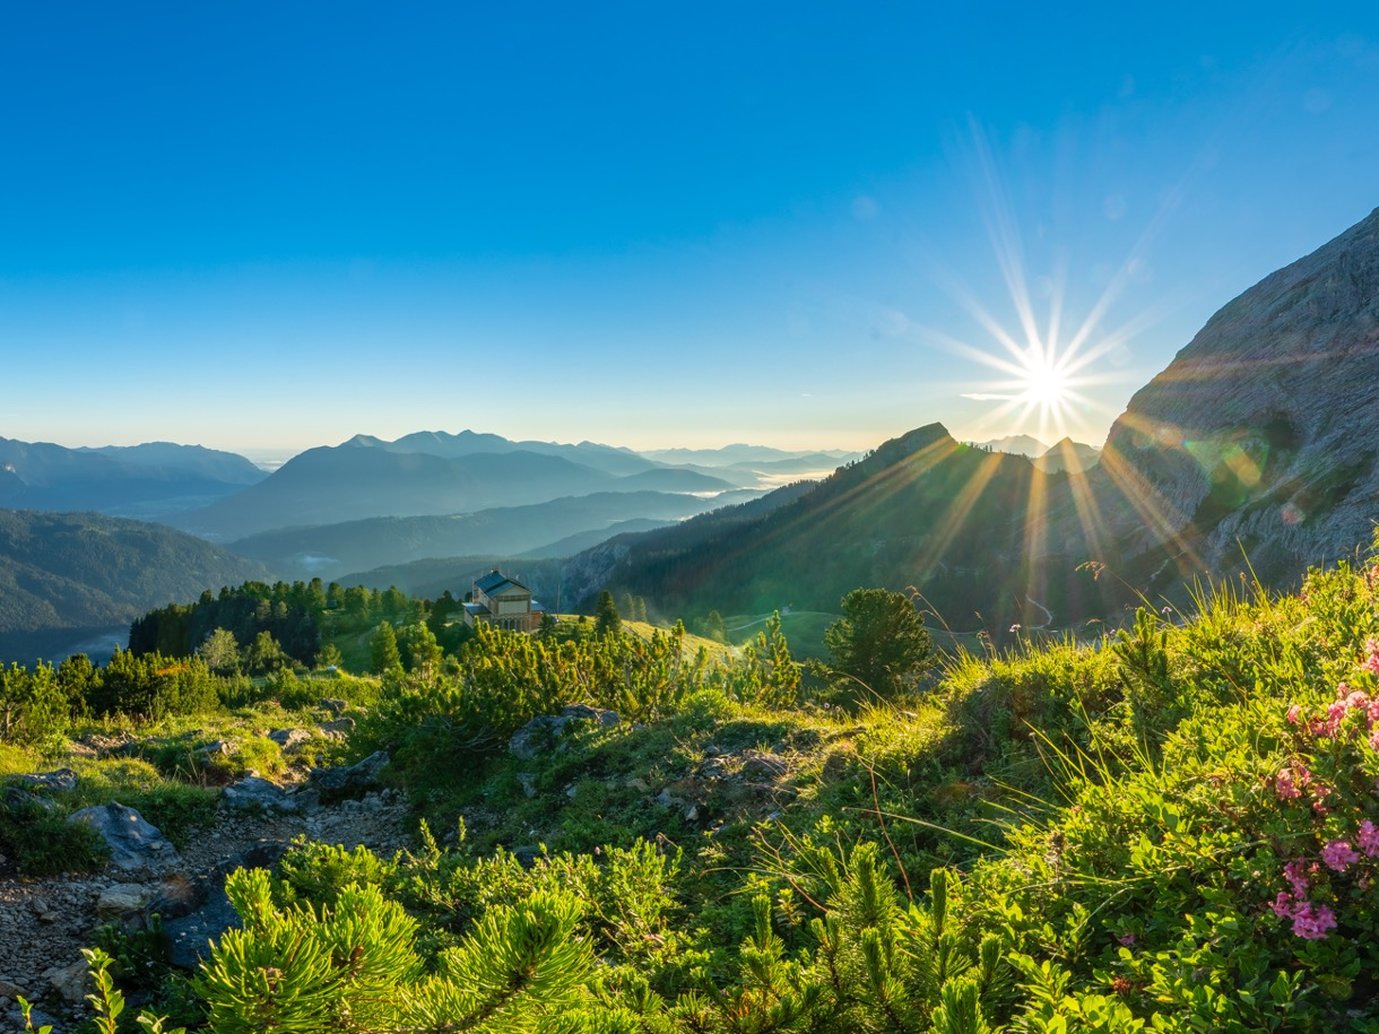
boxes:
[2,2,1376,461]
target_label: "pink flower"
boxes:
[1323,700,1349,736]
[1275,768,1302,800]
[1283,859,1311,896]
[1271,892,1296,918]
[1322,840,1360,872]
[1286,704,1302,725]
[1290,902,1337,940]
[1116,932,1136,946]
[1359,820,1379,857]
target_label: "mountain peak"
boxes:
[853,422,956,471]
[1092,203,1379,578]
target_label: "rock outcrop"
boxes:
[1074,206,1379,589]
[509,705,620,760]
[66,803,180,873]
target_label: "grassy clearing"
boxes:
[725,610,840,659]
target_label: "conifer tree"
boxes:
[370,621,403,674]
[595,591,621,637]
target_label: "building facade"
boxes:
[462,570,543,633]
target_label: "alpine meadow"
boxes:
[3,5,1379,1033]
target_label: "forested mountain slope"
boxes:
[564,429,1104,630]
[0,509,270,659]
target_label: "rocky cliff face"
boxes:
[1090,206,1379,585]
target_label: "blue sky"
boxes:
[2,3,1376,459]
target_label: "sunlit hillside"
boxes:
[5,539,1379,1027]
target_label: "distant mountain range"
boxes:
[0,438,265,519]
[971,434,1050,457]
[345,429,654,476]
[0,431,827,659]
[973,434,1101,472]
[640,444,859,467]
[229,489,761,581]
[1034,438,1101,474]
[339,482,820,602]
[169,442,738,540]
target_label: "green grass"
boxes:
[619,618,736,661]
[725,610,840,660]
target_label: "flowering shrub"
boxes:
[1263,637,1379,949]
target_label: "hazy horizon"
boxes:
[5,424,1091,472]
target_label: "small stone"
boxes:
[0,977,26,999]
[45,959,90,1005]
[683,804,700,822]
[699,756,732,778]
[13,768,79,793]
[223,776,298,814]
[320,717,355,737]
[97,882,152,916]
[508,705,620,760]
[512,845,542,869]
[10,1004,58,1031]
[565,784,578,799]
[195,739,237,763]
[312,750,389,799]
[623,776,649,791]
[268,728,312,752]
[741,752,788,780]
[517,772,538,798]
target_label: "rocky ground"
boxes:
[0,751,413,1032]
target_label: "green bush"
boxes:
[276,839,396,906]
[122,783,218,850]
[0,796,109,876]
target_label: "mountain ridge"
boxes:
[0,508,272,662]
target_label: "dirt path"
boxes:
[0,788,412,1031]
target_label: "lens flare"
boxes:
[1020,353,1069,408]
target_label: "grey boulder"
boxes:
[67,802,179,872]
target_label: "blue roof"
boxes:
[475,569,530,595]
[474,570,508,594]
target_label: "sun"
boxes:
[1019,353,1069,408]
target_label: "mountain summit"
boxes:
[1089,205,1379,584]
